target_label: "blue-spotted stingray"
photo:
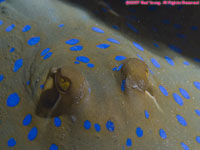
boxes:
[0,0,200,150]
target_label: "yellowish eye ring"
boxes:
[58,78,70,91]
[55,69,71,93]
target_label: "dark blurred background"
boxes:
[59,0,200,63]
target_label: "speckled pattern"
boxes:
[0,0,200,150]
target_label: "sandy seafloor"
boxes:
[0,0,200,150]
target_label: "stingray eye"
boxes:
[55,69,71,93]
[36,66,88,118]
[58,77,70,92]
[121,58,150,91]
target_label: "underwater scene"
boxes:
[0,0,200,149]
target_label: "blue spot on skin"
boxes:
[133,42,144,51]
[58,24,64,28]
[136,54,144,61]
[76,56,90,63]
[7,138,16,147]
[183,61,190,66]
[165,56,174,66]
[159,85,168,96]
[180,142,190,150]
[173,93,183,106]
[13,59,23,72]
[0,20,3,25]
[153,43,159,48]
[26,81,30,85]
[0,74,4,82]
[196,136,200,143]
[194,58,200,63]
[149,69,154,75]
[28,37,40,46]
[102,7,107,12]
[92,27,104,33]
[144,110,149,119]
[112,67,117,71]
[40,48,51,56]
[136,127,143,137]
[121,80,126,92]
[194,81,200,90]
[168,44,182,53]
[107,38,120,44]
[23,114,32,126]
[174,24,182,29]
[70,45,83,51]
[159,129,167,139]
[84,120,91,130]
[6,24,15,32]
[40,84,44,89]
[94,123,101,132]
[112,25,119,30]
[126,22,138,33]
[195,109,200,116]
[54,117,61,127]
[74,61,80,64]
[176,114,187,126]
[161,19,170,24]
[28,127,38,141]
[151,58,161,68]
[50,144,59,150]
[117,64,123,71]
[106,121,115,132]
[115,56,126,61]
[191,26,198,31]
[43,52,53,60]
[65,39,79,45]
[22,25,31,32]
[177,33,186,39]
[179,88,190,99]
[10,48,15,53]
[7,93,20,107]
[96,44,110,49]
[87,63,95,68]
[126,138,132,147]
